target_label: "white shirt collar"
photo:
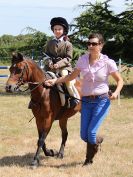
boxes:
[54,36,64,42]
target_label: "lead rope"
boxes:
[28,116,34,123]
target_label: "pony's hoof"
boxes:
[53,150,58,156]
[82,159,93,166]
[57,153,63,159]
[30,159,39,169]
[44,149,58,157]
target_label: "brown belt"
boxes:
[85,93,109,99]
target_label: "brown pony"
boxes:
[6,52,81,167]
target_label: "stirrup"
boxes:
[69,98,79,108]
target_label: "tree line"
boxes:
[0,0,132,64]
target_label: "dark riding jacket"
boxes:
[45,38,73,72]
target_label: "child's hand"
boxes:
[49,63,54,69]
[45,78,57,86]
[53,64,59,69]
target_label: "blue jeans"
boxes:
[80,95,110,144]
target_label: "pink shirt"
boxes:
[76,53,118,96]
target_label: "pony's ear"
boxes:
[12,52,24,63]
[17,52,23,60]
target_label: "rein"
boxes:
[20,81,44,93]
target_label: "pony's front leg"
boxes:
[57,118,68,158]
[31,131,45,168]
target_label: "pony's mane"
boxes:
[25,58,44,74]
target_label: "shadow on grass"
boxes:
[0,153,39,167]
[47,161,83,168]
[0,153,83,168]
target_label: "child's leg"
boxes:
[60,69,79,98]
[60,69,79,108]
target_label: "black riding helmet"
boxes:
[50,17,69,35]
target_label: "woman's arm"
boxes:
[110,71,124,99]
[45,68,80,86]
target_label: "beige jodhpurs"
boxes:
[58,69,80,106]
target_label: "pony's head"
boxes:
[5,52,30,92]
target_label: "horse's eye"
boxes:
[16,68,22,74]
[9,66,22,74]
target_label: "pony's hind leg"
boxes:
[57,118,68,158]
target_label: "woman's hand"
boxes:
[109,92,118,100]
[110,71,123,100]
[45,78,57,86]
[48,63,59,70]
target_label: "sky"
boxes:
[0,0,126,36]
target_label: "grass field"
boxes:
[0,94,133,177]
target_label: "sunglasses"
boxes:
[88,42,100,46]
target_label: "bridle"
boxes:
[10,60,45,92]
[17,61,30,86]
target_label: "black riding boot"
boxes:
[83,136,103,166]
[69,97,79,108]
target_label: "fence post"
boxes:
[118,58,121,105]
[31,49,34,60]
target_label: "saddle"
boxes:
[45,71,69,107]
[45,71,78,108]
